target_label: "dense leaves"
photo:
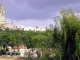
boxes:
[53,9,80,60]
[0,29,53,49]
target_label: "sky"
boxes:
[1,0,80,27]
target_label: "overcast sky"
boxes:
[1,0,80,27]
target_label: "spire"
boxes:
[0,2,3,9]
[0,0,3,9]
[0,1,6,22]
[0,1,6,25]
[0,2,5,17]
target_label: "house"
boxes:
[18,45,27,57]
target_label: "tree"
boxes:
[60,9,80,60]
[53,9,80,60]
[31,35,46,48]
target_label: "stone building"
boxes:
[0,3,17,30]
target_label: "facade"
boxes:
[16,25,46,31]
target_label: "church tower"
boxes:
[0,3,6,24]
[0,2,16,30]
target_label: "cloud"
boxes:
[1,0,80,27]
[1,0,80,20]
[27,0,70,9]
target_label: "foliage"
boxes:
[0,29,53,49]
[53,9,80,60]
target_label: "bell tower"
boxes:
[0,3,4,17]
[0,2,6,24]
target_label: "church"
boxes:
[0,3,17,30]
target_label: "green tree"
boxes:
[60,9,80,60]
[53,9,80,60]
[31,35,46,48]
